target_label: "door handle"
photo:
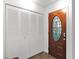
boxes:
[63,33,66,40]
[63,32,66,38]
[63,38,65,40]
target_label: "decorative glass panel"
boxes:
[52,16,62,41]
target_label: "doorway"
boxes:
[48,9,66,59]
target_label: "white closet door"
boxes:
[5,5,30,59]
[20,10,30,58]
[6,5,20,59]
[28,12,44,57]
[5,5,44,59]
[28,12,38,56]
[38,15,44,49]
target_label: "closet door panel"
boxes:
[20,10,30,58]
[29,12,44,56]
[6,5,22,58]
[38,15,44,50]
[21,11,30,36]
[6,5,31,59]
[29,13,38,56]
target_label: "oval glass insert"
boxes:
[52,16,62,41]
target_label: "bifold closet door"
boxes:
[6,5,21,58]
[5,5,30,59]
[28,12,44,57]
[5,5,44,59]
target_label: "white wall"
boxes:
[5,0,45,14]
[43,0,73,59]
[0,0,3,59]
[4,0,45,59]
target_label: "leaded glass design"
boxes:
[52,16,62,41]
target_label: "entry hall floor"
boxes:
[28,52,56,59]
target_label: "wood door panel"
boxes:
[48,9,66,59]
[57,46,64,54]
[49,46,57,57]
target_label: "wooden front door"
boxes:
[48,9,66,59]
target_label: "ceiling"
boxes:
[28,0,57,7]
